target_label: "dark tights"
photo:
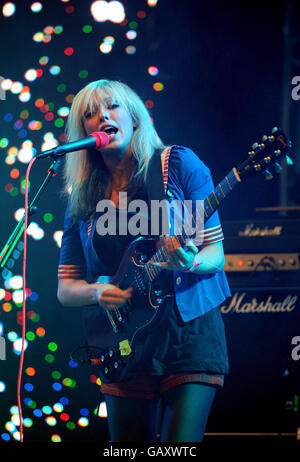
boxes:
[104,382,216,442]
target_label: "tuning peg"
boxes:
[252,142,259,150]
[285,155,294,165]
[262,135,269,142]
[274,162,283,173]
[254,164,262,171]
[264,169,273,180]
[263,156,271,164]
[273,149,281,157]
[272,127,279,133]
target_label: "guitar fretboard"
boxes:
[144,168,241,282]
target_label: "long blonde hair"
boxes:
[62,79,165,220]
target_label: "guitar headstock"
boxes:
[236,127,293,180]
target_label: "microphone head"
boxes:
[90,131,110,148]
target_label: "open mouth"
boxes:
[102,126,119,138]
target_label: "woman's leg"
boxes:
[159,383,217,442]
[104,394,160,442]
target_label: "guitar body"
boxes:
[82,237,171,381]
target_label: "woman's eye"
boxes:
[84,111,96,119]
[109,103,119,109]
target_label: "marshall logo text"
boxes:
[221,292,298,314]
[238,224,282,237]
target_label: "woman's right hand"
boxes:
[96,283,132,311]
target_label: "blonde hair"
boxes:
[62,79,165,220]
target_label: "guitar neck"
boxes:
[144,168,241,282]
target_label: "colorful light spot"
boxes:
[23,418,33,428]
[90,1,125,24]
[39,56,49,65]
[54,118,64,128]
[30,2,43,13]
[54,25,63,34]
[126,30,137,40]
[125,46,136,55]
[13,338,28,355]
[24,69,37,82]
[66,422,75,430]
[128,21,138,29]
[64,47,74,56]
[45,416,57,426]
[33,32,44,42]
[7,331,18,341]
[51,434,62,442]
[28,120,42,130]
[82,25,92,33]
[26,367,36,377]
[99,42,112,54]
[24,383,34,392]
[137,10,146,19]
[78,417,89,427]
[57,107,69,117]
[36,327,45,337]
[2,2,16,17]
[53,402,63,413]
[52,382,62,391]
[48,342,58,352]
[2,303,12,313]
[78,70,88,79]
[0,138,9,148]
[49,65,61,75]
[45,354,55,363]
[153,82,164,91]
[98,401,107,418]
[148,66,159,76]
[42,406,52,415]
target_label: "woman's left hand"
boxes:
[150,236,198,272]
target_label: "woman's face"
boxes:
[82,90,136,159]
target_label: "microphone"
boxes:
[36,131,110,159]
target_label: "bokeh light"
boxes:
[30,2,43,13]
[2,2,16,17]
[90,1,125,23]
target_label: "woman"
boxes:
[57,79,231,442]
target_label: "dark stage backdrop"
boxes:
[0,0,299,444]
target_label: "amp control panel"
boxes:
[224,253,300,272]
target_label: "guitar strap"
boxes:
[145,146,172,235]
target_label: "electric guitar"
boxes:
[71,127,293,381]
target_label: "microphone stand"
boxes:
[0,157,62,271]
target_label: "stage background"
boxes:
[0,0,299,443]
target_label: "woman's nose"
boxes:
[98,106,109,121]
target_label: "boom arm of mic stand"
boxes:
[0,158,63,270]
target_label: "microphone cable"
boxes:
[17,155,37,442]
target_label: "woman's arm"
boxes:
[57,279,132,309]
[189,240,225,274]
[57,279,99,307]
[150,238,225,274]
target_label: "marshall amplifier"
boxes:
[222,218,300,254]
[208,287,300,434]
[207,218,300,434]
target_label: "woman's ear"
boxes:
[133,121,138,130]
